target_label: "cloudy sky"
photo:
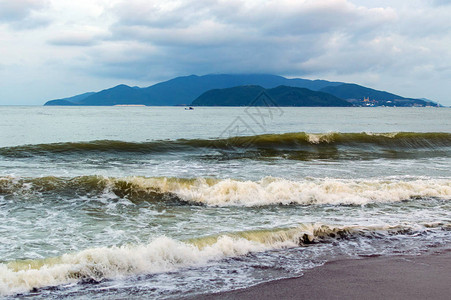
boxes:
[0,0,450,105]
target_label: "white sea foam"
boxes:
[113,176,451,206]
[365,132,399,138]
[0,222,415,296]
[2,221,446,296]
[1,175,450,206]
[306,132,336,144]
[0,228,296,296]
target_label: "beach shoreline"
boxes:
[193,248,451,300]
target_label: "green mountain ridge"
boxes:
[191,85,352,107]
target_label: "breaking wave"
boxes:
[1,175,450,206]
[1,132,450,160]
[1,222,448,296]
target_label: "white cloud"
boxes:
[47,28,109,46]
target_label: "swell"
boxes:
[1,222,449,296]
[1,132,450,159]
[1,175,450,206]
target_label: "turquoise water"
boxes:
[0,107,450,298]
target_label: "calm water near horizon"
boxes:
[1,106,450,147]
[0,106,450,298]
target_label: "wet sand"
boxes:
[195,249,451,300]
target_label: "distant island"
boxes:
[44,74,441,107]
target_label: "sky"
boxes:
[0,0,450,105]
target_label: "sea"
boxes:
[0,106,450,299]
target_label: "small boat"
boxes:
[185,106,194,110]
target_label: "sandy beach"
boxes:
[195,249,451,300]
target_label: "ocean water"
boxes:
[0,106,450,298]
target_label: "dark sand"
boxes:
[195,249,451,300]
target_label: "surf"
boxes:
[1,175,450,206]
[1,222,448,296]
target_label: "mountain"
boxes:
[44,92,95,106]
[77,84,151,106]
[320,84,406,101]
[44,74,343,106]
[191,85,265,106]
[320,84,438,107]
[43,74,437,107]
[268,85,353,107]
[191,85,352,107]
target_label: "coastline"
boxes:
[193,249,451,300]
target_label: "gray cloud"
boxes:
[111,0,397,42]
[67,0,447,105]
[2,0,450,105]
[0,0,50,29]
[96,0,398,78]
[0,0,46,21]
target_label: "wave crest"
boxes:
[1,132,450,159]
[1,175,450,206]
[1,222,447,296]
